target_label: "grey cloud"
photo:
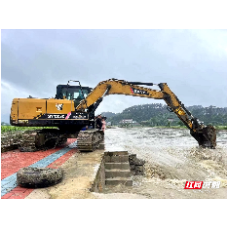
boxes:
[1,29,227,123]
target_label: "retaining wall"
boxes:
[91,152,146,193]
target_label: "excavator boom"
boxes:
[76,78,216,148]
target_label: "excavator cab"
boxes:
[55,84,92,108]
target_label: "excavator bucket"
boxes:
[190,125,216,148]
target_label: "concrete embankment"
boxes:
[25,142,144,199]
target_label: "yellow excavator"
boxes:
[10,78,216,151]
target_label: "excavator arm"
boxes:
[76,79,216,148]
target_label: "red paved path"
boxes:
[1,139,77,199]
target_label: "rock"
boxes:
[130,165,135,170]
[135,170,144,175]
[129,154,137,160]
[136,166,144,172]
[133,158,145,166]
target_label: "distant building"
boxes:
[119,119,134,124]
[119,119,139,126]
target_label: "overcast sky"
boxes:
[1,29,227,123]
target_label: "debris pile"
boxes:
[129,154,145,175]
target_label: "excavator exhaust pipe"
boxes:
[190,125,216,149]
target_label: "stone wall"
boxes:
[129,154,145,175]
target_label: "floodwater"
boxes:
[102,127,227,198]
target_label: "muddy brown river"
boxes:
[100,127,227,199]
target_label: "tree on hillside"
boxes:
[178,121,184,126]
[108,103,227,126]
[100,112,116,118]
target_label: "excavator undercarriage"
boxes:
[10,78,217,151]
[18,128,104,152]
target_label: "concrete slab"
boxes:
[104,151,128,156]
[105,147,127,152]
[105,162,130,170]
[104,155,129,163]
[105,169,131,178]
[105,177,133,186]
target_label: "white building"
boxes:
[119,119,134,124]
[119,119,139,125]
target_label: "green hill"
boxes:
[100,112,117,118]
[106,104,227,126]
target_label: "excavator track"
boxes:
[77,129,104,151]
[19,129,104,152]
[17,131,38,152]
[19,129,68,152]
